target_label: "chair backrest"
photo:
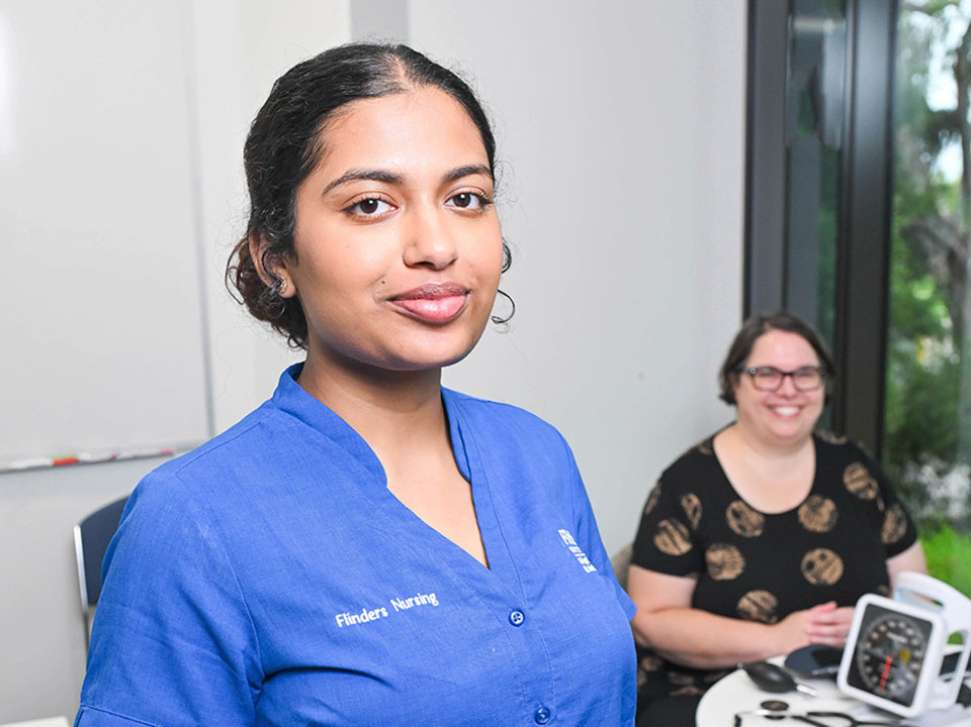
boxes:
[73,496,128,651]
[611,542,633,592]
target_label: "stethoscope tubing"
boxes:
[733,708,914,726]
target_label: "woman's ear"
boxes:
[248,234,296,298]
[726,372,741,405]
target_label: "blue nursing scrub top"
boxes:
[76,366,637,726]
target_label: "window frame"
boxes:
[744,0,897,455]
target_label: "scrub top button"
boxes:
[533,705,552,724]
[508,609,526,627]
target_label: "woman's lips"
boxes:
[388,283,470,324]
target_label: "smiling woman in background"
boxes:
[75,44,636,726]
[627,311,927,726]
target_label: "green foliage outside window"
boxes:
[921,526,971,595]
[886,1,970,594]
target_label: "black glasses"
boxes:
[738,366,827,393]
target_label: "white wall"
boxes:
[0,1,745,720]
[0,1,211,463]
[413,0,748,553]
[193,0,351,432]
[0,2,350,721]
[0,456,168,722]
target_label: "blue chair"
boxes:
[73,496,128,653]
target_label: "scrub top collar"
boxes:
[270,364,515,586]
[270,363,474,493]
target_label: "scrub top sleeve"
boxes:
[560,435,637,620]
[76,471,262,727]
[630,478,704,577]
[849,442,918,559]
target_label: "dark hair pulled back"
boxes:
[226,43,512,349]
[718,311,836,405]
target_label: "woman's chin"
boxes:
[371,337,482,373]
[418,326,489,367]
[763,419,814,444]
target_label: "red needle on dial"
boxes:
[879,655,893,691]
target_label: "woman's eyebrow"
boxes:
[443,164,492,183]
[322,164,492,197]
[322,168,402,196]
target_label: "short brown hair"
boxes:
[718,311,835,405]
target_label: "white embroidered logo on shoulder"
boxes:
[558,529,597,573]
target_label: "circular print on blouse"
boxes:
[705,543,746,581]
[815,430,847,445]
[682,493,703,530]
[669,672,696,686]
[640,653,664,672]
[843,462,879,500]
[798,495,839,533]
[671,686,705,697]
[801,548,844,586]
[737,590,779,623]
[881,503,908,545]
[655,518,693,556]
[726,500,765,538]
[644,483,662,516]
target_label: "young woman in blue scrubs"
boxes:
[76,44,636,726]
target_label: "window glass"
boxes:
[785,0,848,430]
[785,0,846,347]
[887,0,971,595]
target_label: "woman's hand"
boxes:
[772,601,853,653]
[805,602,854,647]
[771,605,816,654]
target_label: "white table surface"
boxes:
[697,665,971,726]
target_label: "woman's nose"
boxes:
[777,374,799,396]
[403,207,458,270]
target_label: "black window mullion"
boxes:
[836,0,895,455]
[745,0,791,317]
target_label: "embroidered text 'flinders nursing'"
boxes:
[335,592,439,628]
[558,529,597,573]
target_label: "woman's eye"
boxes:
[446,192,489,210]
[347,198,393,217]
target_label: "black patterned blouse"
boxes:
[630,430,918,703]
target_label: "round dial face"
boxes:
[854,613,927,702]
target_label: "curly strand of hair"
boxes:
[501,239,512,274]
[491,289,516,326]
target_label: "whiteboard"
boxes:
[0,0,210,464]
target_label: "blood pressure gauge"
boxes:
[838,572,971,718]
[851,607,930,704]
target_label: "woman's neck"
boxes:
[297,350,448,463]
[725,419,812,463]
[714,422,816,513]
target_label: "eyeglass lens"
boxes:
[749,367,823,392]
